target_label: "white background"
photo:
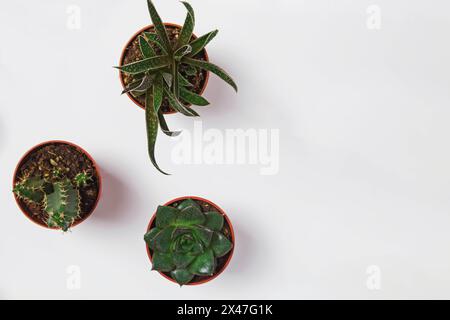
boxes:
[1,0,450,299]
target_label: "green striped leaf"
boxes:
[174,45,192,61]
[153,74,163,112]
[164,87,199,117]
[162,72,173,88]
[180,87,209,106]
[185,64,197,76]
[121,78,144,95]
[145,88,169,175]
[139,35,156,58]
[133,74,155,92]
[158,110,181,137]
[171,62,180,99]
[116,56,171,74]
[177,1,195,48]
[188,30,218,57]
[178,73,193,87]
[147,0,172,54]
[183,57,237,92]
[144,32,168,54]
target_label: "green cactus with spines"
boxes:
[13,176,46,204]
[74,171,93,188]
[116,0,237,175]
[13,171,85,232]
[144,199,233,286]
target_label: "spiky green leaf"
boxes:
[144,32,167,54]
[164,87,199,117]
[178,73,193,87]
[188,30,218,56]
[177,1,195,48]
[153,74,163,112]
[121,74,146,94]
[145,88,169,175]
[162,72,173,88]
[147,0,172,54]
[116,56,171,75]
[183,58,237,92]
[180,87,209,106]
[185,64,197,76]
[158,110,182,137]
[133,74,155,92]
[139,35,156,58]
[174,45,192,62]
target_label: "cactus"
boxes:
[116,0,238,175]
[144,199,233,286]
[13,170,91,231]
[74,171,93,188]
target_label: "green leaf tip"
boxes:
[183,58,238,92]
[145,88,170,176]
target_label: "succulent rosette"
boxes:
[144,199,233,285]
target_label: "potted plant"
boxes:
[12,141,102,231]
[116,0,238,174]
[144,196,235,286]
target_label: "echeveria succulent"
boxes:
[144,199,233,286]
[116,0,237,175]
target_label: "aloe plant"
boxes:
[116,0,238,175]
[144,199,233,286]
[13,170,93,231]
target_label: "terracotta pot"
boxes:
[119,23,210,114]
[146,196,235,285]
[12,140,102,230]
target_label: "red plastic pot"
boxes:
[12,140,102,230]
[119,23,210,114]
[146,196,235,286]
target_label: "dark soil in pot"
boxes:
[148,198,234,285]
[14,142,100,228]
[120,24,208,113]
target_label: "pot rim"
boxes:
[145,196,235,286]
[118,23,210,114]
[12,140,103,230]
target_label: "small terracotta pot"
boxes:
[12,140,102,230]
[146,196,235,286]
[119,23,210,114]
